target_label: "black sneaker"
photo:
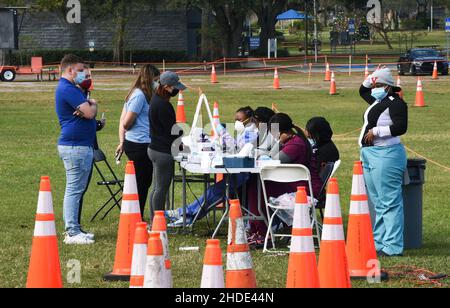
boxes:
[377,250,403,257]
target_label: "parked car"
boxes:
[398,48,449,76]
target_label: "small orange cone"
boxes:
[211,64,219,84]
[176,91,187,124]
[432,61,439,80]
[415,78,426,107]
[324,63,331,81]
[273,68,281,90]
[129,222,149,288]
[143,232,166,288]
[152,211,172,288]
[105,161,142,281]
[286,187,320,288]
[226,199,257,288]
[211,102,221,137]
[26,176,63,288]
[329,71,337,95]
[318,179,351,288]
[346,162,381,279]
[201,239,225,288]
[397,76,404,99]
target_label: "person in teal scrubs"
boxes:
[358,67,408,257]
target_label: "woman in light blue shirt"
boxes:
[116,64,160,218]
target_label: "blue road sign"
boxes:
[446,18,450,33]
[249,37,260,50]
[349,19,355,35]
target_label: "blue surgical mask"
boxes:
[152,81,159,91]
[74,71,86,85]
[308,138,316,147]
[371,87,388,101]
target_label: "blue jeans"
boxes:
[58,146,94,236]
[178,173,249,221]
[361,144,407,255]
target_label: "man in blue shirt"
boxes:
[56,54,98,245]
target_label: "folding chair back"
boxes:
[259,164,320,253]
[91,149,124,221]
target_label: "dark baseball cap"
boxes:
[160,71,187,91]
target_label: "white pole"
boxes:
[313,0,318,63]
[268,39,271,59]
[275,38,278,59]
[430,0,433,32]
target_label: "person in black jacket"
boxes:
[359,67,408,257]
[147,71,186,222]
[305,117,340,172]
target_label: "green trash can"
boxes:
[367,159,426,249]
[402,159,426,249]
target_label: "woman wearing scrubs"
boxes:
[359,67,408,257]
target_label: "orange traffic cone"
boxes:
[226,199,257,288]
[105,161,142,281]
[176,91,187,124]
[152,211,172,288]
[329,71,337,95]
[26,176,63,288]
[211,64,219,84]
[143,232,166,288]
[318,179,351,288]
[211,102,221,137]
[415,78,426,107]
[201,239,225,288]
[286,187,320,288]
[346,162,381,279]
[324,63,331,81]
[432,61,439,80]
[130,222,149,288]
[273,68,281,90]
[397,76,404,99]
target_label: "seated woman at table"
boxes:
[165,106,260,227]
[247,113,323,246]
[305,117,340,173]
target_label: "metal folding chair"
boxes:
[90,149,124,222]
[317,160,341,221]
[260,164,321,254]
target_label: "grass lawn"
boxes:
[0,70,449,288]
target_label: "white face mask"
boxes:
[235,121,245,134]
[152,81,159,91]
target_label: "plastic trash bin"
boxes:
[402,159,426,249]
[367,159,426,250]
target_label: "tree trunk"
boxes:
[0,50,5,66]
[201,6,211,60]
[113,3,128,63]
[213,6,246,58]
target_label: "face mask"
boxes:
[80,79,92,91]
[170,89,180,97]
[371,87,388,101]
[235,121,245,134]
[308,138,316,147]
[152,81,159,91]
[74,71,86,85]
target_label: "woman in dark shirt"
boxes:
[305,117,340,172]
[248,113,322,240]
[147,71,186,223]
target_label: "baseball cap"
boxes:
[371,67,401,92]
[159,71,187,91]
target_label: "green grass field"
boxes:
[0,70,449,288]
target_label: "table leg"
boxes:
[182,168,187,229]
[212,174,230,239]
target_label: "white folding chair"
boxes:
[259,164,321,253]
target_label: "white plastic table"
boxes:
[179,161,267,238]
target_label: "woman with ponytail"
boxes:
[247,113,323,247]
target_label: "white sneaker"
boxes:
[64,233,95,245]
[165,210,181,222]
[81,230,95,240]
